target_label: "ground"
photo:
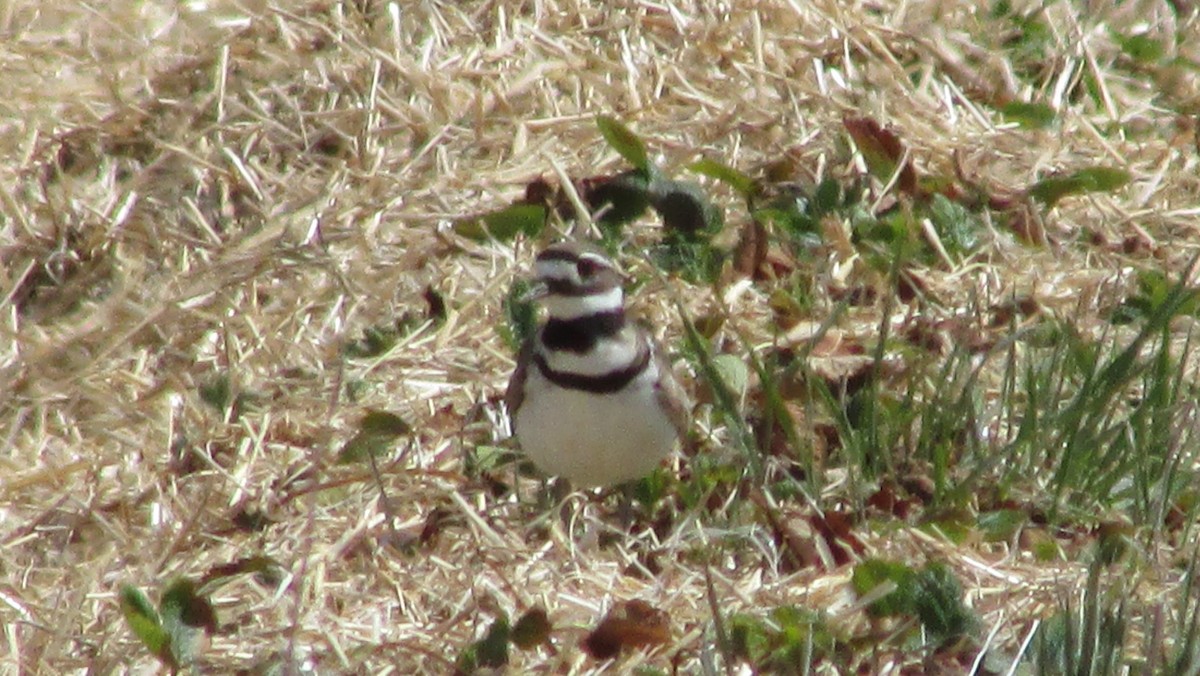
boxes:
[2,1,1200,673]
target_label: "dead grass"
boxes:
[2,0,1199,672]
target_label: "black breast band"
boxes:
[533,348,650,394]
[541,311,626,354]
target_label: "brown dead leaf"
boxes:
[1018,526,1061,556]
[1165,499,1191,533]
[902,316,951,353]
[990,296,1042,327]
[903,314,996,355]
[763,245,800,278]
[424,285,447,321]
[1121,233,1157,258]
[810,332,867,358]
[749,398,822,468]
[807,334,875,390]
[768,289,805,331]
[1004,203,1049,246]
[749,490,823,572]
[415,506,455,546]
[1169,114,1197,151]
[829,283,878,306]
[843,117,918,195]
[867,481,917,520]
[426,402,464,438]
[522,175,572,220]
[952,148,1022,211]
[582,599,671,660]
[229,506,273,533]
[923,36,1018,109]
[621,547,665,580]
[750,492,865,571]
[761,154,806,184]
[899,472,936,503]
[1084,227,1109,249]
[821,213,855,259]
[896,268,932,303]
[809,509,866,565]
[814,423,841,457]
[751,411,791,460]
[733,217,769,279]
[523,175,556,204]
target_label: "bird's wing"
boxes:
[504,336,537,418]
[650,336,692,440]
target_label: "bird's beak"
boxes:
[520,280,550,303]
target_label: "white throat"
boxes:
[542,286,623,320]
[540,327,642,376]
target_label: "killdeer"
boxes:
[505,242,690,488]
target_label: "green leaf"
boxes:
[120,585,173,667]
[511,607,552,649]
[343,323,399,358]
[648,178,722,236]
[454,645,479,674]
[160,579,218,633]
[999,101,1056,129]
[854,208,913,248]
[336,434,391,465]
[977,509,1026,542]
[1117,268,1200,322]
[997,8,1053,77]
[774,607,837,667]
[458,616,510,673]
[359,409,411,436]
[1029,167,1131,207]
[586,170,652,229]
[1095,523,1133,566]
[927,192,981,257]
[1028,530,1063,561]
[677,457,741,511]
[596,115,650,172]
[198,375,232,413]
[1110,269,1172,324]
[688,158,755,197]
[727,613,772,662]
[751,184,821,240]
[464,444,517,476]
[711,354,750,400]
[917,174,964,201]
[1073,167,1132,192]
[914,562,975,642]
[812,177,843,216]
[851,559,918,617]
[1116,33,1164,64]
[922,515,973,544]
[454,203,546,242]
[654,234,724,285]
[159,578,217,667]
[337,409,410,464]
[726,607,836,669]
[476,616,510,668]
[753,207,816,239]
[500,278,538,352]
[631,466,671,508]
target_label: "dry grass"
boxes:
[2,0,1199,673]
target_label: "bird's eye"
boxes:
[576,257,601,277]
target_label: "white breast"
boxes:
[513,360,677,487]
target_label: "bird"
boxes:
[505,241,690,488]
